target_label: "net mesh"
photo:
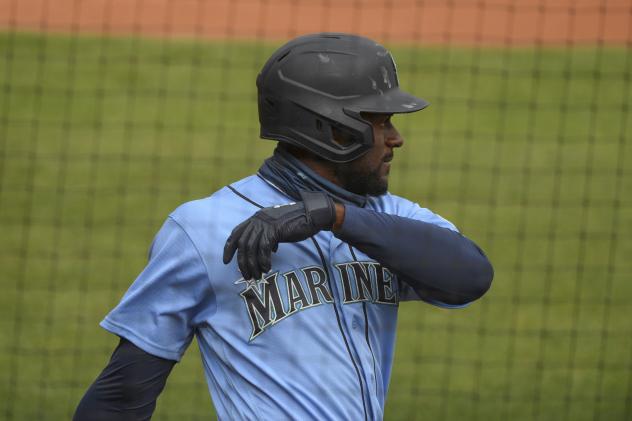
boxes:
[1,1,631,420]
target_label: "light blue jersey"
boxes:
[101,174,458,420]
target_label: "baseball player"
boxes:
[74,33,493,420]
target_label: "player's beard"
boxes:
[334,160,388,196]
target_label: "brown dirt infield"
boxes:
[0,0,630,45]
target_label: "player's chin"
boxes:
[366,175,389,196]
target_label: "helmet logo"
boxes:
[317,53,331,63]
[380,66,392,89]
[369,77,383,95]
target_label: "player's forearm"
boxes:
[333,205,493,305]
[73,338,175,421]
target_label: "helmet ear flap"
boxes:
[331,125,356,147]
[269,103,372,163]
[259,91,374,162]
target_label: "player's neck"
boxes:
[280,145,343,188]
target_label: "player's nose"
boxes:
[386,125,404,148]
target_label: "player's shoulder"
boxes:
[366,191,421,215]
[158,175,270,256]
[367,192,458,231]
[168,175,261,229]
[172,174,262,213]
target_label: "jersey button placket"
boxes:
[329,235,375,421]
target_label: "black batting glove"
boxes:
[223,191,336,280]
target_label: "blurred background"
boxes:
[1,0,631,419]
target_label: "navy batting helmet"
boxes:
[256,33,429,163]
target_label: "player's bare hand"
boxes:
[223,191,336,280]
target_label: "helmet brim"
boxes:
[344,88,429,115]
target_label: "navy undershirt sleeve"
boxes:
[334,205,494,306]
[73,338,175,421]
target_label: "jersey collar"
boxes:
[257,147,368,208]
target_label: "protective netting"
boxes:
[1,1,631,420]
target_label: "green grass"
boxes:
[1,31,631,420]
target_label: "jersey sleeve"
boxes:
[392,198,469,308]
[100,216,215,361]
[403,201,459,233]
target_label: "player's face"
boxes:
[334,113,403,196]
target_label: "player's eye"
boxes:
[362,113,392,127]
